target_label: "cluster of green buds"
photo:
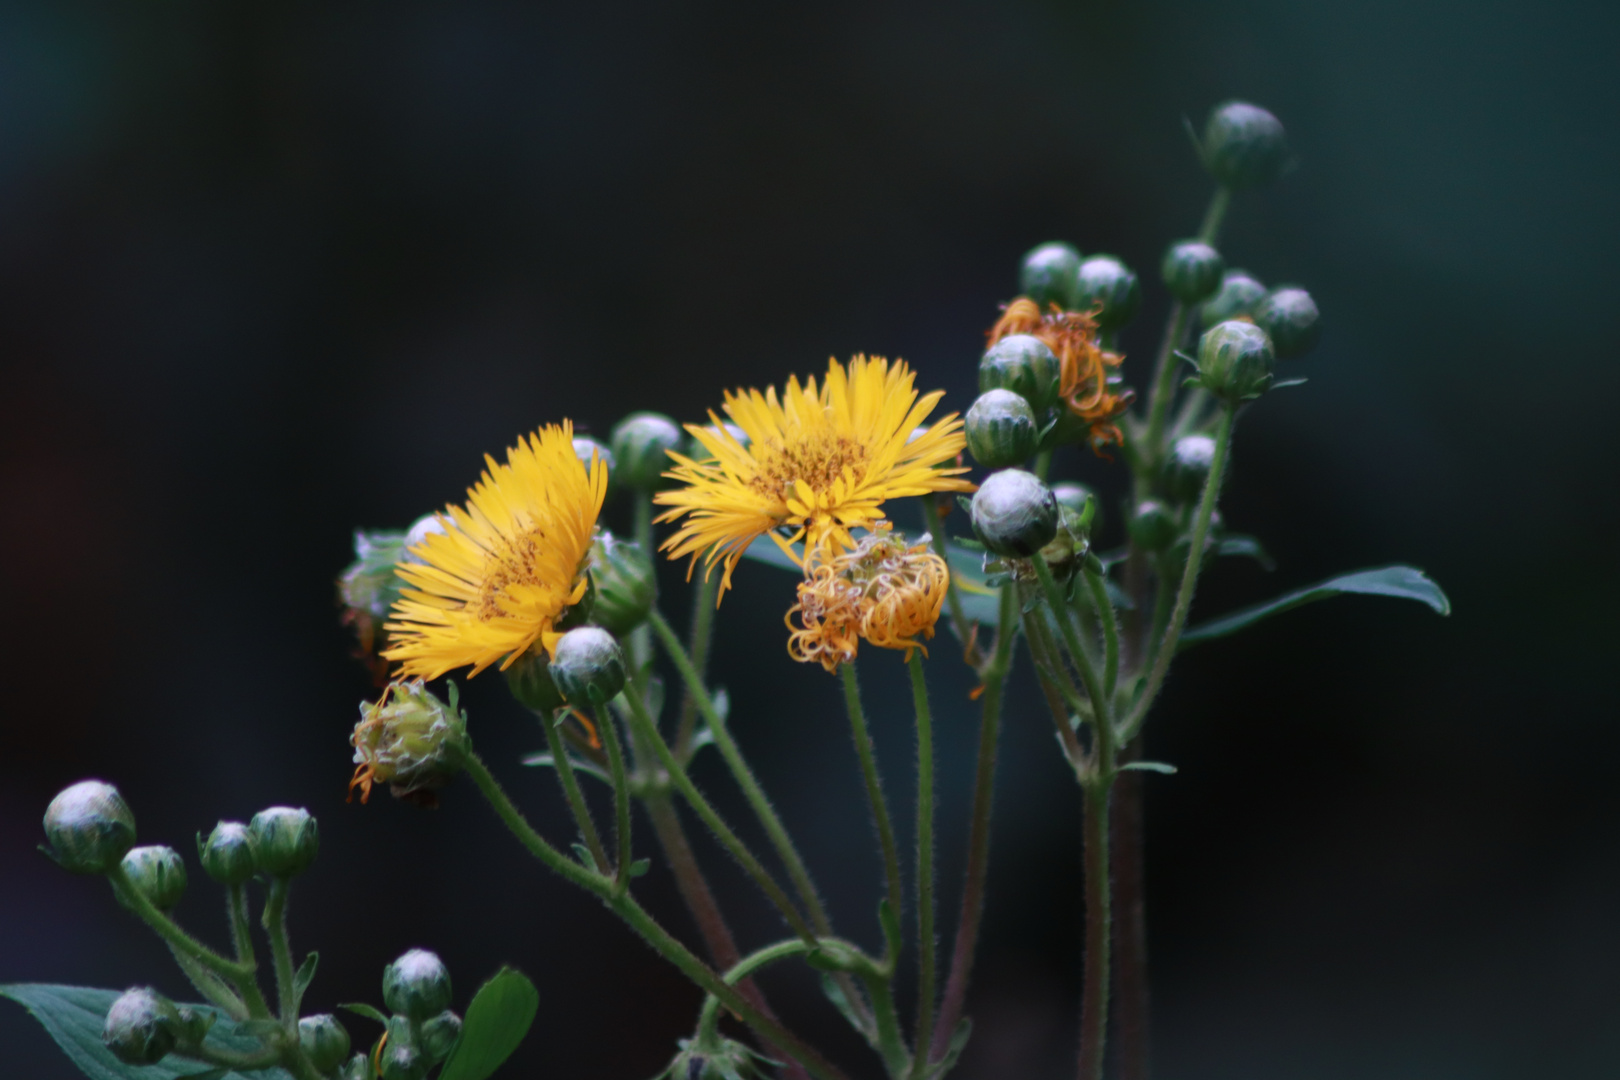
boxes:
[101,987,215,1065]
[654,1035,780,1080]
[354,949,464,1080]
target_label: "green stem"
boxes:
[1033,448,1053,481]
[675,572,722,757]
[260,880,299,1028]
[542,707,612,875]
[459,748,612,892]
[1020,596,1089,768]
[1033,554,1115,738]
[840,663,903,938]
[1141,303,1192,484]
[165,943,247,1019]
[643,794,742,967]
[907,652,937,1079]
[599,706,635,892]
[1083,565,1120,700]
[619,684,817,942]
[176,1040,285,1072]
[696,939,812,1042]
[865,972,911,1079]
[1198,185,1232,244]
[931,584,1017,1059]
[1123,403,1235,742]
[924,493,982,666]
[105,865,254,983]
[1076,783,1113,1080]
[226,885,273,1019]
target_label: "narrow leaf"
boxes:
[1215,534,1276,571]
[519,754,615,788]
[291,951,318,1010]
[628,858,651,878]
[1270,377,1309,390]
[340,1002,389,1025]
[1119,761,1178,775]
[1180,565,1451,650]
[437,968,540,1080]
[818,974,874,1042]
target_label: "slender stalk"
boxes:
[1033,448,1053,481]
[675,572,722,756]
[177,1040,285,1072]
[598,706,635,891]
[1021,599,1088,768]
[619,685,817,942]
[1076,784,1113,1080]
[1032,554,1114,736]
[695,940,814,1042]
[1112,740,1151,1080]
[226,885,273,1019]
[643,794,742,967]
[1197,185,1231,244]
[924,493,982,666]
[841,663,903,932]
[907,652,938,1079]
[542,708,611,874]
[1123,404,1235,742]
[931,584,1018,1059]
[165,944,247,1019]
[105,865,254,983]
[1084,566,1121,700]
[865,972,911,1079]
[1141,304,1192,482]
[260,879,298,1027]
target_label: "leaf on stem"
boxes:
[1215,534,1275,571]
[290,951,317,1010]
[436,967,539,1080]
[520,753,616,788]
[1118,761,1178,775]
[1179,565,1451,650]
[818,974,875,1042]
[923,1018,973,1080]
[340,1002,389,1025]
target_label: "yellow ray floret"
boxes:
[383,422,607,680]
[655,355,974,598]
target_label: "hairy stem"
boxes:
[841,663,903,936]
[598,705,635,891]
[924,493,982,666]
[1084,566,1121,701]
[260,879,299,1030]
[675,572,722,757]
[908,652,938,1078]
[1077,783,1113,1080]
[1141,304,1193,486]
[226,885,273,1019]
[105,865,254,984]
[542,708,612,875]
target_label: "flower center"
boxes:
[749,433,869,502]
[474,524,554,622]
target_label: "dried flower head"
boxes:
[786,529,949,673]
[989,298,1133,453]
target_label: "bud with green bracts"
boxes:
[119,845,187,911]
[657,1038,780,1080]
[299,1013,353,1074]
[340,1053,372,1080]
[1199,269,1267,328]
[42,780,136,875]
[505,651,566,713]
[1050,482,1101,533]
[971,469,1059,558]
[979,333,1061,414]
[420,1009,463,1063]
[379,1037,428,1080]
[589,532,656,636]
[965,389,1039,469]
[102,987,181,1066]
[549,626,628,706]
[1039,505,1091,578]
[1196,320,1276,402]
[352,679,469,801]
[610,411,683,491]
[1254,286,1321,359]
[1161,240,1225,304]
[1074,255,1141,331]
[337,528,407,621]
[247,806,319,878]
[573,435,615,490]
[198,821,256,885]
[1129,499,1178,552]
[1018,241,1082,310]
[1201,100,1289,190]
[383,948,453,1021]
[1163,434,1217,504]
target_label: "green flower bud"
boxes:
[400,513,449,566]
[102,987,180,1066]
[1162,434,1217,504]
[1050,482,1101,533]
[1202,101,1289,190]
[119,845,187,911]
[1196,319,1276,402]
[1128,499,1178,552]
[382,948,453,1021]
[1253,286,1321,359]
[299,1013,353,1074]
[247,807,319,878]
[379,1038,427,1080]
[663,1037,778,1080]
[589,532,656,636]
[1161,240,1225,304]
[350,679,469,804]
[610,412,683,491]
[42,780,136,874]
[979,334,1061,414]
[420,1009,463,1064]
[337,529,408,669]
[1199,270,1267,328]
[504,651,566,713]
[572,436,615,489]
[1018,241,1082,310]
[1074,255,1141,331]
[971,469,1058,558]
[198,821,256,886]
[340,1053,372,1080]
[549,626,628,706]
[964,389,1039,469]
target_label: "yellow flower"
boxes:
[382,422,607,680]
[655,355,973,597]
[785,529,949,673]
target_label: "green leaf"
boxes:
[519,753,615,788]
[437,968,539,1080]
[627,858,651,878]
[1215,534,1275,571]
[923,1018,973,1080]
[291,952,317,1011]
[1119,761,1178,775]
[340,1002,389,1025]
[818,974,874,1042]
[1179,565,1451,650]
[0,984,295,1080]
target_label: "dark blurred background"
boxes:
[3,0,1617,1077]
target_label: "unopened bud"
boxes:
[383,948,453,1022]
[198,821,256,886]
[1196,320,1275,402]
[103,988,180,1066]
[340,1053,372,1080]
[610,412,683,492]
[350,680,469,804]
[549,627,627,706]
[379,1038,427,1080]
[573,436,615,490]
[504,651,566,713]
[42,780,136,875]
[1018,241,1082,311]
[965,389,1039,469]
[120,845,187,911]
[1201,101,1289,190]
[1253,286,1321,359]
[420,1009,463,1063]
[299,1013,352,1074]
[1128,499,1178,552]
[979,334,1061,414]
[247,807,319,878]
[590,533,656,636]
[1199,270,1267,328]
[971,470,1058,558]
[1073,255,1141,331]
[1162,435,1217,504]
[1161,240,1225,304]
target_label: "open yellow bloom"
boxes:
[786,529,949,673]
[655,355,973,597]
[382,422,606,680]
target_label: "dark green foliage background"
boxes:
[2,1,1615,1077]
